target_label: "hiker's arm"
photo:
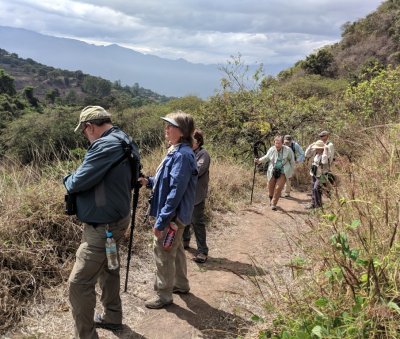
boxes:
[296,143,305,163]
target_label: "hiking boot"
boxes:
[304,203,315,209]
[94,314,123,331]
[283,193,290,198]
[271,205,277,211]
[145,296,173,309]
[194,253,207,263]
[173,286,190,294]
[183,240,190,250]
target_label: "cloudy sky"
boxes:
[0,0,383,70]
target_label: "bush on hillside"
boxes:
[0,106,83,163]
[345,65,400,124]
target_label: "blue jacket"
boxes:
[64,127,138,224]
[148,143,198,230]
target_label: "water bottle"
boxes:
[162,222,178,251]
[105,231,119,270]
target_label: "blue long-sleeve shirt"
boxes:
[147,143,198,230]
[64,127,137,224]
[289,141,305,162]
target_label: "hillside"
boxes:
[0,48,171,106]
[279,0,400,81]
[332,0,400,77]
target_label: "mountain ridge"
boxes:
[0,26,223,98]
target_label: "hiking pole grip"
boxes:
[124,183,140,292]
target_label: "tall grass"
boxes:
[256,126,400,338]
[0,156,81,333]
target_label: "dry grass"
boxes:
[0,157,81,333]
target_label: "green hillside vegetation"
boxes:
[0,48,171,107]
[0,0,400,336]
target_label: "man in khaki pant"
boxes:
[69,216,130,337]
[64,106,139,338]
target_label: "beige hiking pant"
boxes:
[284,163,297,194]
[68,214,130,339]
[153,218,189,302]
[268,174,287,206]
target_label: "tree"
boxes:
[0,69,16,96]
[45,89,60,104]
[82,76,111,97]
[23,86,39,107]
[302,49,334,76]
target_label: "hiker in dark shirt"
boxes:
[183,129,211,264]
[64,106,139,338]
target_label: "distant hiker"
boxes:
[138,111,198,309]
[304,140,331,209]
[318,130,334,164]
[183,129,211,264]
[255,135,295,210]
[64,106,140,338]
[282,135,304,197]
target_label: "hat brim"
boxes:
[161,117,179,128]
[74,122,82,133]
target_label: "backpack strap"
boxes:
[111,134,141,189]
[290,143,297,161]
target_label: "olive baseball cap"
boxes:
[74,106,112,132]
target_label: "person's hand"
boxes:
[138,176,148,187]
[153,227,163,239]
[254,158,260,165]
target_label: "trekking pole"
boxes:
[124,182,140,293]
[250,140,267,204]
[250,161,257,204]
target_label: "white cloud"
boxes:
[0,0,384,68]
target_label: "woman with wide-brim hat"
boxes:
[304,139,330,209]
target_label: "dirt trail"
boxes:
[7,191,310,339]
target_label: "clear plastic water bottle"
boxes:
[105,231,119,270]
[163,222,178,251]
